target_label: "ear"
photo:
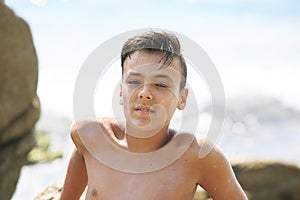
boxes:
[177,88,188,110]
[119,83,123,105]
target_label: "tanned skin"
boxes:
[60,51,247,200]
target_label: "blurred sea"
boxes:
[11,65,300,200]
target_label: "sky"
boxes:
[6,0,300,69]
[4,0,300,117]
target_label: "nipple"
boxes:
[91,188,98,197]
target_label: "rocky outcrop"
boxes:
[0,2,40,200]
[35,181,63,200]
[36,161,300,200]
[233,161,300,200]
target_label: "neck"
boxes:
[124,124,171,153]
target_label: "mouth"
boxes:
[134,105,154,115]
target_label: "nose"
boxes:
[138,85,153,100]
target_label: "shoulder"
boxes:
[183,134,230,173]
[70,118,109,154]
[179,134,215,158]
[70,117,117,135]
[188,135,229,169]
[169,132,217,163]
[70,120,102,138]
[194,135,218,159]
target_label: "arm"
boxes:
[60,149,87,200]
[197,140,248,200]
[60,122,88,200]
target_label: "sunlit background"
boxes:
[4,0,300,199]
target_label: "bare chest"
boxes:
[84,154,198,200]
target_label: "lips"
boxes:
[134,105,154,114]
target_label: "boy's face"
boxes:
[120,51,188,134]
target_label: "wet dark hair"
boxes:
[121,31,187,89]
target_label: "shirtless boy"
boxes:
[60,31,247,200]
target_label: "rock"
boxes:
[0,1,39,142]
[0,131,36,200]
[0,1,40,199]
[35,181,63,200]
[35,161,300,200]
[233,161,300,200]
[196,161,300,200]
[35,181,86,200]
[0,96,40,144]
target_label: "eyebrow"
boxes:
[153,74,173,81]
[126,71,173,82]
[127,72,143,77]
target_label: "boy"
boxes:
[61,31,247,200]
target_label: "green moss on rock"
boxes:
[27,131,63,164]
